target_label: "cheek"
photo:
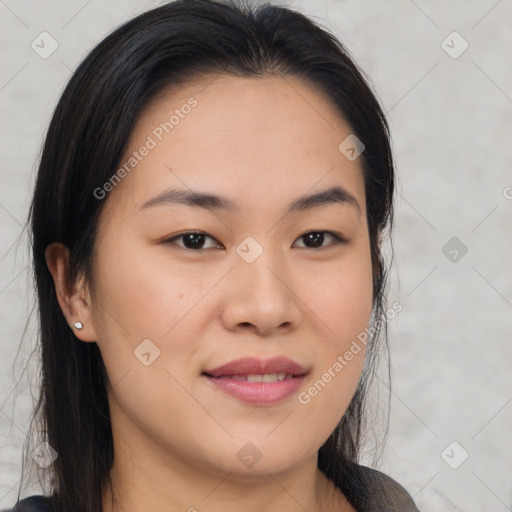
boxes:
[93,238,207,339]
[89,243,210,442]
[297,245,374,346]
[88,238,217,408]
[292,246,373,417]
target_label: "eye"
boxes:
[164,230,348,251]
[293,231,348,249]
[164,231,222,251]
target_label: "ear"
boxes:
[45,242,98,342]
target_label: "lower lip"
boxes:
[204,375,306,405]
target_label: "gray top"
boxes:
[2,464,419,511]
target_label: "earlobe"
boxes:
[45,242,98,342]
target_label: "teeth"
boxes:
[246,373,288,383]
[211,373,299,381]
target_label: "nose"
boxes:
[219,248,303,337]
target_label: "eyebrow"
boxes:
[139,185,361,215]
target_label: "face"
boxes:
[70,74,374,479]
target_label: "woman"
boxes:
[5,0,419,510]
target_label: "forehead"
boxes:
[140,73,353,152]
[102,73,366,220]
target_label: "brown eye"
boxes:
[293,231,348,249]
[165,231,222,250]
[164,230,348,252]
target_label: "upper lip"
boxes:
[203,357,308,377]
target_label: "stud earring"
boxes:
[73,321,83,330]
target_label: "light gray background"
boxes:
[1,0,511,510]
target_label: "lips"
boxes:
[203,357,308,379]
[202,357,308,405]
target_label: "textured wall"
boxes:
[1,1,511,510]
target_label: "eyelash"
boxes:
[163,230,349,251]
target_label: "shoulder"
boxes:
[343,464,420,512]
[0,495,55,512]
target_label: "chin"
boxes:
[199,433,315,480]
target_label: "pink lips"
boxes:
[203,357,308,405]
